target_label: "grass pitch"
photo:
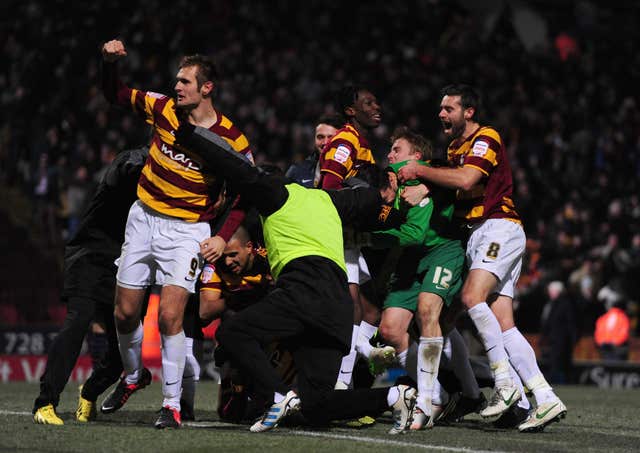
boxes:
[1,382,639,452]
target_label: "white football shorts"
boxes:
[466,218,525,299]
[116,200,210,293]
[344,248,371,285]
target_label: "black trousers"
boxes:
[34,251,130,412]
[217,256,389,426]
[33,296,122,411]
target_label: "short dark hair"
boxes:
[316,113,343,130]
[441,84,483,122]
[230,224,251,245]
[390,126,433,161]
[257,163,285,177]
[334,85,366,120]
[180,54,220,88]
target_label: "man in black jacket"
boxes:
[32,147,149,425]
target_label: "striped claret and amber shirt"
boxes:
[447,126,521,225]
[104,66,252,222]
[199,250,271,312]
[317,124,375,189]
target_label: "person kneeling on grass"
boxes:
[174,123,417,434]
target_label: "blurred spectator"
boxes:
[32,152,60,245]
[93,142,118,184]
[65,164,92,239]
[594,298,630,361]
[540,281,578,383]
[0,0,638,331]
[554,33,579,61]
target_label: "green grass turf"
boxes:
[2,382,639,452]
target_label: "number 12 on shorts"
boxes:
[433,266,452,289]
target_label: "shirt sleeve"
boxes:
[102,61,168,126]
[216,206,245,242]
[199,264,222,293]
[319,139,356,188]
[370,198,434,248]
[325,186,389,230]
[462,130,502,176]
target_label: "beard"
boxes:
[450,120,466,139]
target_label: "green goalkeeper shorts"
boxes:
[383,240,465,312]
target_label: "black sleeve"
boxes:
[102,60,127,105]
[175,124,288,217]
[104,146,148,188]
[325,187,402,231]
[285,164,298,180]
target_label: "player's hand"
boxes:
[200,235,226,262]
[102,39,127,62]
[397,160,421,183]
[401,184,430,206]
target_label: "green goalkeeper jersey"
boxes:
[370,160,457,249]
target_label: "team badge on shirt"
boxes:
[334,145,351,164]
[472,140,489,156]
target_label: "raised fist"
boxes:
[102,40,127,62]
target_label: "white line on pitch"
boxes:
[184,421,507,453]
[0,410,31,416]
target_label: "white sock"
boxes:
[442,329,481,399]
[181,337,200,409]
[161,331,186,410]
[386,386,400,407]
[117,322,143,384]
[417,337,443,415]
[467,303,512,385]
[397,341,418,382]
[503,327,556,404]
[509,362,531,410]
[356,321,378,358]
[337,325,359,387]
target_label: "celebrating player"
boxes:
[317,85,382,390]
[398,84,566,431]
[100,39,251,429]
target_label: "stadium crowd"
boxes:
[1,0,639,352]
